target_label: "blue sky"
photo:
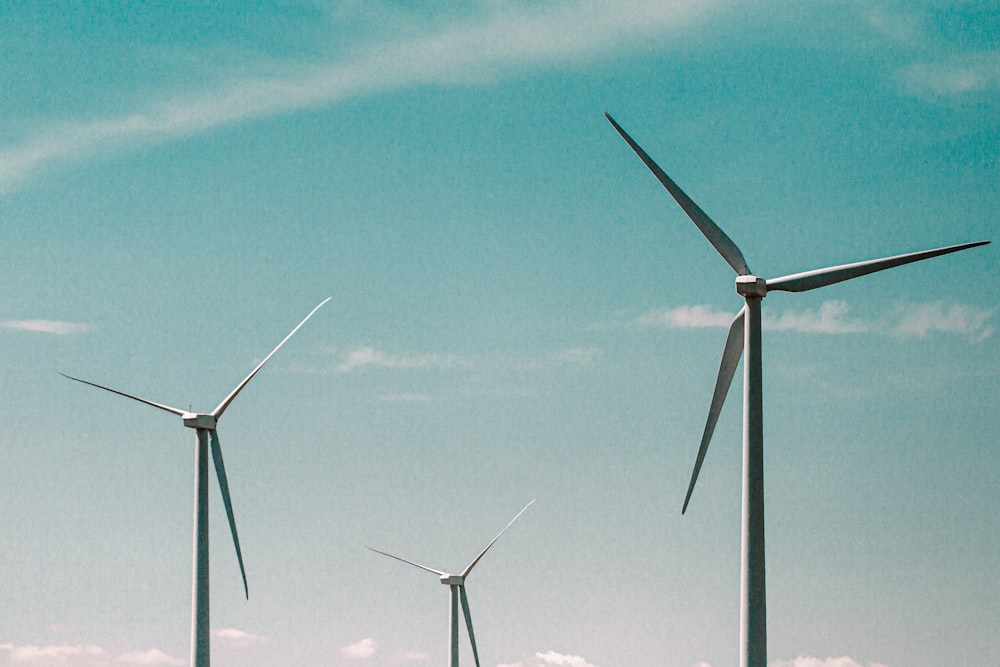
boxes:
[1,2,997,666]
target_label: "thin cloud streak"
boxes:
[0,642,184,666]
[633,300,994,340]
[1,320,90,335]
[340,637,378,659]
[0,0,717,192]
[334,346,467,373]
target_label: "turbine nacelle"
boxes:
[182,413,217,430]
[440,574,465,586]
[736,275,767,298]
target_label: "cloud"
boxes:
[900,51,1000,97]
[0,643,105,664]
[0,320,90,335]
[210,628,269,648]
[499,650,599,667]
[341,638,378,659]
[769,657,889,667]
[115,649,185,666]
[335,346,466,373]
[634,304,736,328]
[765,300,867,334]
[0,643,187,667]
[0,0,717,192]
[634,301,865,332]
[892,300,995,341]
[632,300,994,340]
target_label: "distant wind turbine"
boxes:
[367,500,534,667]
[61,297,330,667]
[605,111,989,667]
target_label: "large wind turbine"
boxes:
[605,111,988,667]
[367,500,534,667]
[61,297,330,667]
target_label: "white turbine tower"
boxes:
[367,500,534,667]
[61,297,330,667]
[605,111,989,667]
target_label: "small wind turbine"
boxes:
[605,111,988,667]
[367,500,534,667]
[61,297,330,667]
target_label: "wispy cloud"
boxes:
[633,300,994,340]
[900,51,1000,97]
[0,0,717,192]
[341,637,378,659]
[0,643,105,664]
[634,304,735,328]
[377,392,434,403]
[0,643,184,666]
[500,650,600,667]
[0,320,90,335]
[892,300,996,341]
[116,649,185,666]
[210,628,269,648]
[334,346,467,373]
[766,300,867,334]
[770,657,889,667]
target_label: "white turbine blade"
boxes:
[210,430,248,599]
[766,241,989,293]
[461,499,534,579]
[460,585,481,667]
[605,112,750,276]
[59,372,186,417]
[682,307,745,514]
[365,546,447,577]
[212,297,331,419]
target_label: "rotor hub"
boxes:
[440,574,464,586]
[736,275,767,298]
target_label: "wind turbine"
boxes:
[605,111,988,667]
[61,297,330,667]
[367,500,534,667]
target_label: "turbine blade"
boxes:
[59,372,186,417]
[460,585,481,667]
[604,112,750,275]
[461,499,534,579]
[212,297,332,420]
[210,430,248,599]
[365,546,447,577]
[682,307,745,514]
[766,241,989,293]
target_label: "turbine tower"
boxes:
[605,111,988,667]
[367,500,534,667]
[62,297,330,667]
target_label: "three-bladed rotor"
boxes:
[367,500,534,667]
[60,296,331,605]
[605,111,988,513]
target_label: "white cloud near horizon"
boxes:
[500,650,600,667]
[633,300,994,340]
[341,637,378,659]
[0,0,717,192]
[0,643,183,666]
[210,628,269,648]
[769,657,889,667]
[115,649,184,666]
[1,320,90,335]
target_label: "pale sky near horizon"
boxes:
[1,2,997,667]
